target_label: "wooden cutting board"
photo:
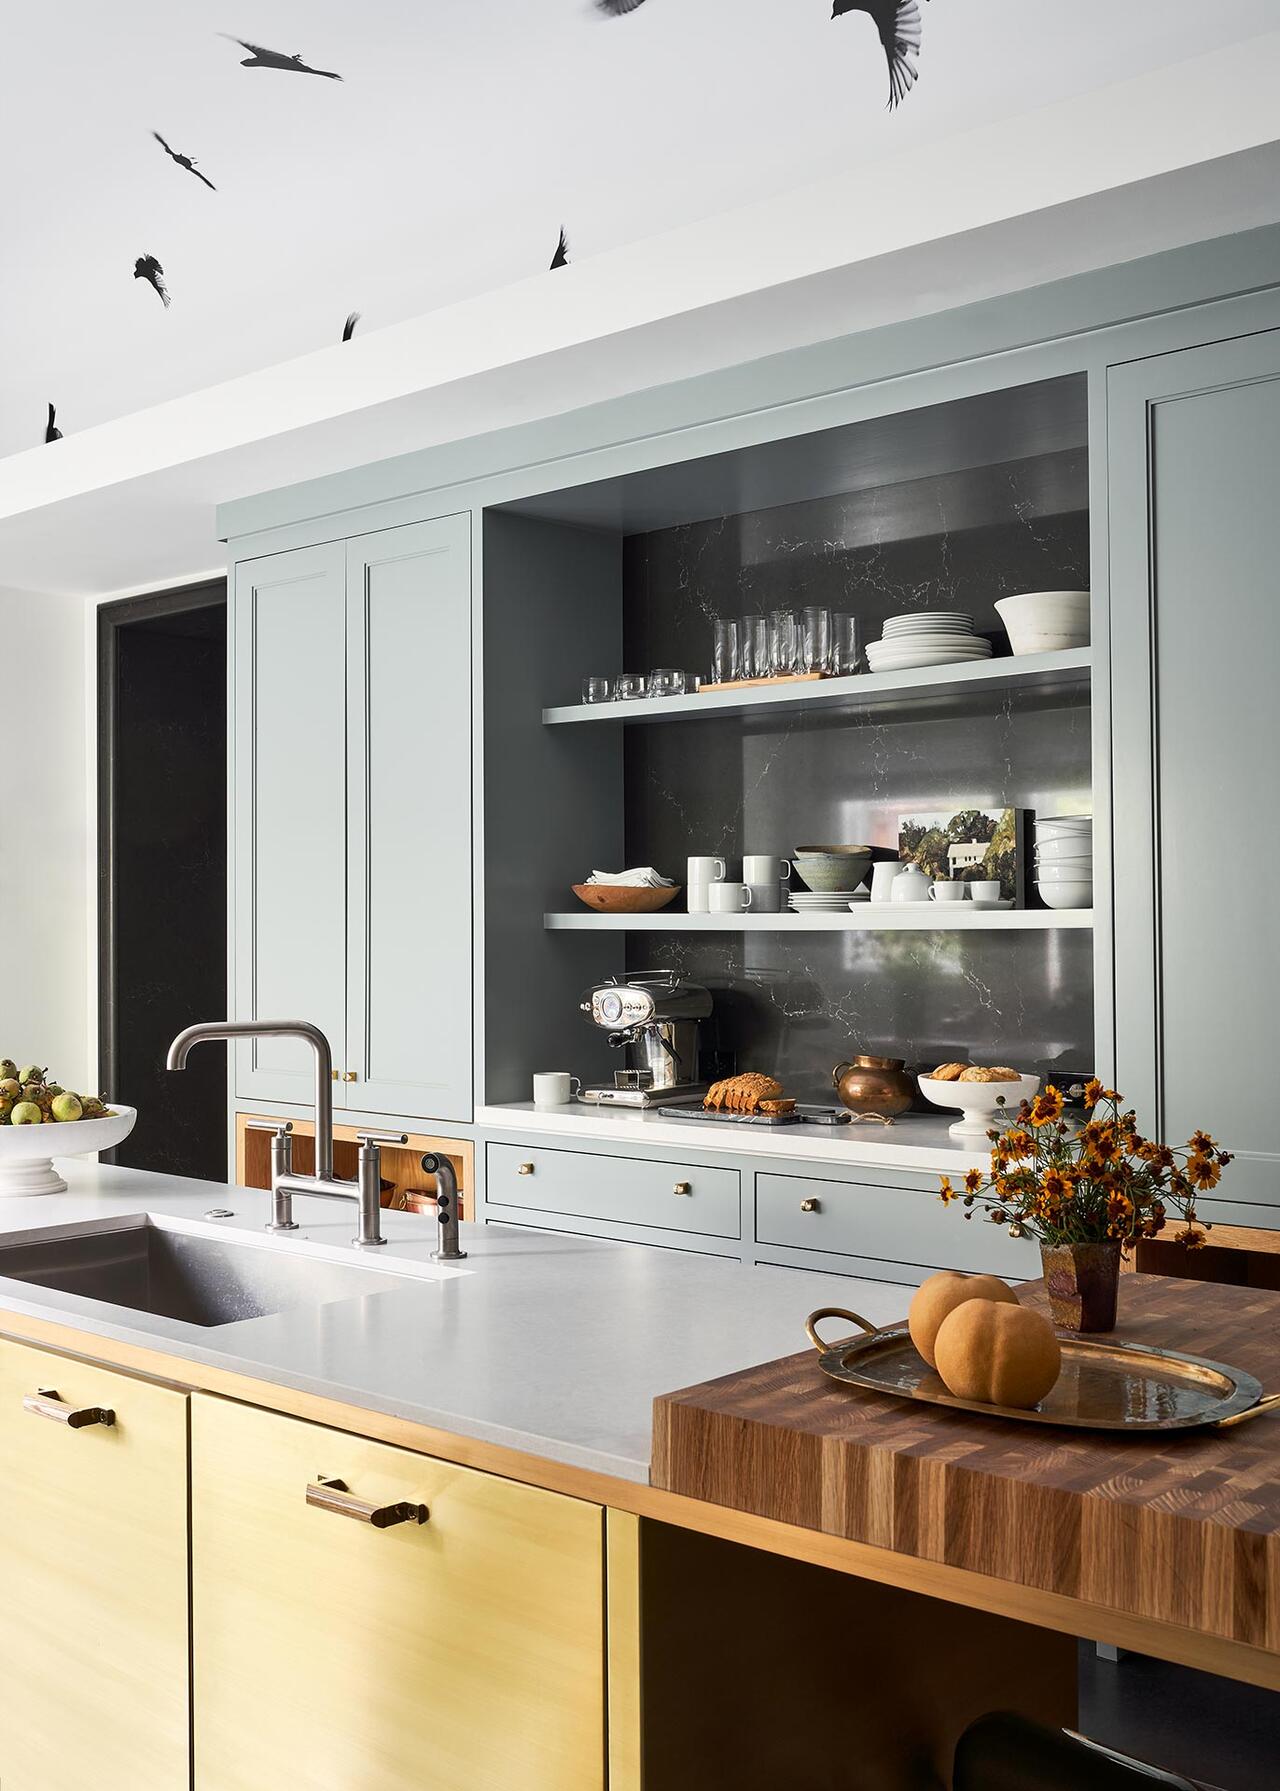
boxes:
[652,1274,1280,1654]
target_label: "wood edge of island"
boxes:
[4,1305,1277,1696]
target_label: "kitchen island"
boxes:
[0,1162,1273,1789]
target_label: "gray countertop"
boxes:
[0,1163,908,1484]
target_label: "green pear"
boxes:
[17,1065,44,1087]
[51,1092,83,1123]
[0,1060,17,1081]
[10,1101,43,1126]
[0,1078,19,1098]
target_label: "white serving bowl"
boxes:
[1034,821,1092,838]
[1035,862,1095,881]
[1034,841,1093,864]
[918,1073,1040,1142]
[1036,880,1093,911]
[0,1105,137,1196]
[994,591,1090,655]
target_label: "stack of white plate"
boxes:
[1034,814,1092,910]
[865,612,994,674]
[788,889,870,912]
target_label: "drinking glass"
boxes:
[744,615,769,682]
[614,673,646,701]
[581,675,611,703]
[647,668,688,698]
[831,613,862,677]
[712,618,742,685]
[768,610,799,678]
[800,607,832,675]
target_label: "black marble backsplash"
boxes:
[619,450,1094,1094]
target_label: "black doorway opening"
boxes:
[99,583,228,1180]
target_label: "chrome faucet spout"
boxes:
[165,1019,334,1180]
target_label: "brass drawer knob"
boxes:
[800,1197,821,1214]
[24,1388,116,1429]
[517,1162,535,1176]
[674,1181,692,1196]
[343,1071,358,1083]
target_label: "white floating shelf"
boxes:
[542,648,1091,727]
[544,909,1093,933]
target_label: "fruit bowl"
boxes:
[0,1106,137,1196]
[917,1075,1040,1142]
[571,884,681,915]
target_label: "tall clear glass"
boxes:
[831,612,862,676]
[800,607,832,675]
[768,609,799,678]
[744,615,769,681]
[712,618,741,685]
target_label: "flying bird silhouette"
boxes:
[551,228,570,270]
[595,0,649,13]
[133,254,171,307]
[832,0,926,110]
[342,312,361,342]
[219,35,343,80]
[152,132,217,191]
[45,403,62,444]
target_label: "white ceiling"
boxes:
[6,0,1280,463]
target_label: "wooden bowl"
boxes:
[571,884,681,914]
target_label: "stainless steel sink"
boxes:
[0,1216,442,1327]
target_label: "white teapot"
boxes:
[890,863,931,903]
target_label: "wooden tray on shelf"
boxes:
[804,1307,1280,1433]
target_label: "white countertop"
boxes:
[478,1101,987,1173]
[0,1163,909,1485]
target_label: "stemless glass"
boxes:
[581,676,612,703]
[744,615,769,682]
[768,610,799,678]
[800,607,832,675]
[614,673,646,701]
[712,619,742,685]
[831,613,862,677]
[647,668,688,698]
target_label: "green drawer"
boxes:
[487,1143,741,1240]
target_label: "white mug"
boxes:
[743,854,790,886]
[928,881,968,903]
[746,883,782,913]
[869,861,904,904]
[969,880,1002,903]
[688,855,727,883]
[533,1072,581,1108]
[709,882,753,913]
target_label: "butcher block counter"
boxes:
[653,1273,1280,1693]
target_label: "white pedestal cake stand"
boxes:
[0,1106,138,1196]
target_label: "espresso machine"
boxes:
[578,972,713,1107]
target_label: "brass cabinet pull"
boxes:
[673,1181,692,1196]
[343,1071,358,1083]
[307,1477,428,1529]
[800,1197,821,1213]
[331,1069,340,1081]
[24,1387,116,1430]
[517,1162,535,1176]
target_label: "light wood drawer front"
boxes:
[756,1173,1040,1278]
[487,1142,741,1239]
[191,1394,605,1791]
[0,1339,190,1791]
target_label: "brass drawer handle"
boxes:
[673,1181,692,1196]
[307,1477,428,1529]
[800,1197,821,1214]
[517,1162,535,1176]
[24,1388,116,1429]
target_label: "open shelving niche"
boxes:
[481,371,1097,1105]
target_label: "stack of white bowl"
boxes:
[1034,815,1092,910]
[865,613,993,675]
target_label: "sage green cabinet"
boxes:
[234,515,473,1123]
[1109,329,1280,1212]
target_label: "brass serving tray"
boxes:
[805,1307,1280,1432]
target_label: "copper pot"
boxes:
[832,1054,914,1118]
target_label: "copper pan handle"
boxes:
[1215,1391,1280,1430]
[805,1307,878,1352]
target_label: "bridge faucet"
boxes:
[165,1020,389,1247]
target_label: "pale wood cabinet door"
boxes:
[190,1395,604,1791]
[343,515,473,1121]
[0,1339,190,1791]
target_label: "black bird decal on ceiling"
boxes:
[551,228,570,270]
[45,403,62,444]
[133,254,171,307]
[342,312,361,342]
[832,0,926,110]
[595,0,649,13]
[152,132,217,191]
[219,36,343,81]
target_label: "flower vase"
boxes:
[1039,1240,1122,1333]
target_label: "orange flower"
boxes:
[1003,1129,1035,1160]
[1188,1129,1217,1156]
[1082,1078,1104,1109]
[1174,1225,1208,1251]
[939,1176,957,1205]
[1187,1152,1221,1191]
[1041,1166,1072,1204]
[963,1168,983,1195]
[1029,1086,1064,1128]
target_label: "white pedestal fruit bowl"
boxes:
[0,1106,137,1196]
[917,1076,1041,1143]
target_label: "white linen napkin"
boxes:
[586,867,676,888]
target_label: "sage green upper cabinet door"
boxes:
[1109,330,1280,1212]
[344,516,473,1121]
[233,545,348,1103]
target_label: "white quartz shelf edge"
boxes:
[542,647,1091,725]
[477,1102,988,1173]
[544,908,1093,932]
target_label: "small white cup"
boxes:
[969,880,1002,903]
[709,882,753,914]
[928,881,968,903]
[533,1072,581,1108]
[747,883,782,913]
[688,855,727,883]
[743,854,790,887]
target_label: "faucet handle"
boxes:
[356,1130,408,1148]
[245,1118,293,1135]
